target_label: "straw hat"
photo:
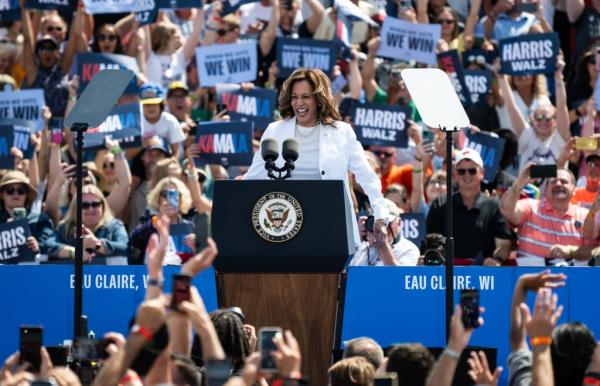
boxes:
[0,171,37,203]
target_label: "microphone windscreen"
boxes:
[261,138,279,161]
[282,138,299,162]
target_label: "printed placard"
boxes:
[350,102,410,147]
[276,38,337,78]
[82,0,136,14]
[499,32,559,75]
[73,52,140,96]
[216,83,276,131]
[438,50,472,107]
[135,0,159,26]
[0,219,34,264]
[25,0,76,11]
[0,0,20,22]
[221,0,258,15]
[400,213,426,248]
[0,89,46,133]
[169,223,194,254]
[83,103,142,150]
[464,131,506,183]
[196,41,257,87]
[464,70,492,106]
[158,0,198,8]
[195,120,254,166]
[377,16,441,65]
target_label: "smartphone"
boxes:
[596,46,600,73]
[166,190,181,210]
[258,327,282,372]
[20,325,43,372]
[422,129,435,145]
[515,2,537,13]
[576,137,598,151]
[171,273,192,310]
[51,128,63,145]
[460,289,480,329]
[72,337,104,361]
[205,359,233,386]
[12,207,27,221]
[530,164,557,179]
[374,373,399,386]
[46,346,68,366]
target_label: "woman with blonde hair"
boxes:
[244,67,388,248]
[46,185,129,265]
[496,73,550,130]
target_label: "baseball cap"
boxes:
[383,198,402,223]
[144,136,171,156]
[167,81,189,97]
[139,84,165,105]
[0,74,16,91]
[454,148,484,169]
[35,35,59,51]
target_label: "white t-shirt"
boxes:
[518,125,566,171]
[146,50,187,91]
[349,238,420,266]
[290,124,321,180]
[239,2,273,34]
[496,93,551,131]
[142,111,186,144]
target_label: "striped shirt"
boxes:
[513,198,594,259]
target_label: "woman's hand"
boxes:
[26,237,39,254]
[81,226,99,250]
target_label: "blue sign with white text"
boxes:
[464,131,506,183]
[73,53,140,96]
[499,32,559,75]
[83,103,142,150]
[438,49,472,107]
[276,38,337,78]
[216,84,277,131]
[135,0,159,26]
[351,102,410,147]
[158,0,199,8]
[0,0,20,22]
[196,121,254,166]
[464,70,492,106]
[400,213,426,248]
[25,0,76,11]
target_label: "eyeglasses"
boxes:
[97,34,117,42]
[102,161,115,170]
[456,168,477,176]
[3,186,26,195]
[438,19,455,24]
[82,201,102,210]
[46,26,63,33]
[372,150,394,158]
[534,114,554,122]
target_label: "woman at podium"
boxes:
[244,68,389,247]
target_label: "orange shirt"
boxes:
[571,187,597,210]
[381,164,413,193]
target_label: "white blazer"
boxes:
[244,117,388,248]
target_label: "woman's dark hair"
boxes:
[209,309,250,371]
[90,23,124,54]
[571,49,595,89]
[551,322,596,386]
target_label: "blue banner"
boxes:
[221,0,257,16]
[82,0,136,14]
[0,118,35,159]
[195,121,254,166]
[196,41,257,87]
[73,53,140,96]
[216,84,276,131]
[463,131,506,183]
[0,220,34,264]
[499,32,559,75]
[0,265,218,362]
[83,103,142,150]
[158,0,198,8]
[342,266,594,386]
[276,38,337,78]
[350,102,410,147]
[0,89,46,133]
[24,0,76,11]
[438,49,472,107]
[135,0,159,26]
[464,70,492,106]
[0,0,19,22]
[399,213,426,248]
[377,16,441,65]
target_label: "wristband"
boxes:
[586,372,600,380]
[120,372,141,385]
[413,168,423,174]
[68,95,76,102]
[584,377,600,386]
[109,146,123,155]
[130,324,153,341]
[147,278,162,288]
[530,336,552,346]
[443,348,461,359]
[67,248,75,260]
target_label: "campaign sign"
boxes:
[196,41,257,87]
[331,75,348,96]
[595,76,600,112]
[399,213,426,248]
[351,102,410,147]
[195,121,254,166]
[25,0,76,11]
[464,131,506,183]
[499,32,559,75]
[377,16,441,65]
[221,0,258,15]
[135,0,159,26]
[0,124,14,168]
[464,70,492,106]
[170,223,193,254]
[0,0,19,22]
[0,89,46,133]
[276,38,337,78]
[74,53,140,96]
[158,0,198,8]
[0,219,34,264]
[83,103,141,150]
[82,0,136,14]
[0,119,35,160]
[438,50,472,107]
[216,83,276,131]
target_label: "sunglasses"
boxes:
[438,19,455,24]
[429,179,447,186]
[217,28,236,36]
[82,201,102,210]
[3,186,26,195]
[46,26,63,32]
[97,34,117,42]
[373,150,394,158]
[160,190,176,198]
[456,168,477,176]
[534,115,554,122]
[102,161,115,170]
[37,47,57,53]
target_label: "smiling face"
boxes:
[96,25,119,53]
[436,9,456,37]
[545,169,574,204]
[454,159,483,192]
[82,192,103,228]
[531,105,556,138]
[291,80,318,127]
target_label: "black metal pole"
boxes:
[72,122,88,338]
[445,128,455,342]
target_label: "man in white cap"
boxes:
[426,148,512,266]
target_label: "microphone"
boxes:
[281,138,299,178]
[261,138,279,179]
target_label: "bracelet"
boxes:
[120,372,141,385]
[131,324,153,341]
[147,278,162,288]
[443,348,461,359]
[109,146,123,155]
[414,156,422,162]
[530,336,552,346]
[584,377,600,386]
[413,168,423,174]
[67,248,75,260]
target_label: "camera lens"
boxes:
[365,216,375,233]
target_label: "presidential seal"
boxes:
[252,192,303,242]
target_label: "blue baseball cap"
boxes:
[139,84,164,105]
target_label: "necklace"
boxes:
[295,122,319,138]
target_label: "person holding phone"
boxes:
[244,68,389,248]
[0,171,54,259]
[46,185,129,265]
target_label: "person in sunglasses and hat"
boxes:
[0,171,54,259]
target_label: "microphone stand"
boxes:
[265,159,295,180]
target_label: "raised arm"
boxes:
[554,59,570,142]
[19,0,37,84]
[584,193,600,240]
[60,6,81,72]
[259,0,279,56]
[566,0,585,23]
[416,0,428,23]
[463,0,482,49]
[361,37,381,102]
[185,145,212,214]
[499,163,532,226]
[498,74,527,138]
[183,7,205,63]
[304,0,325,34]
[348,48,363,100]
[105,144,132,218]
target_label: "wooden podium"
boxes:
[212,180,354,385]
